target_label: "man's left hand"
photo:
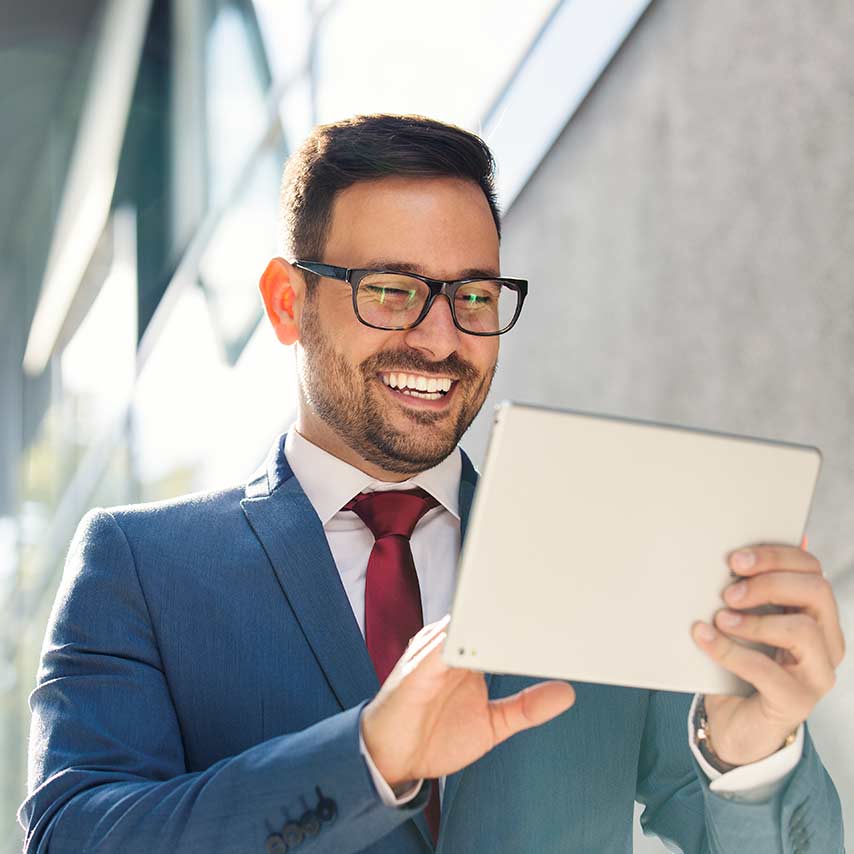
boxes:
[692,544,845,767]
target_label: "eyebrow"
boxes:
[360,259,501,279]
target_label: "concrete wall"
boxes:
[463,0,854,846]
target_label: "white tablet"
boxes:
[444,403,821,696]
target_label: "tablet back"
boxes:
[444,403,821,696]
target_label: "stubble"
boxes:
[298,298,496,474]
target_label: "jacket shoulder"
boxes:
[104,483,247,529]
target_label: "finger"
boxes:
[404,614,451,658]
[713,610,836,693]
[692,622,808,718]
[723,572,845,666]
[401,629,449,678]
[488,681,575,745]
[729,545,821,577]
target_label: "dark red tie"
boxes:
[344,487,441,844]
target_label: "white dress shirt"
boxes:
[284,428,802,808]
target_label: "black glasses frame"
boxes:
[292,260,528,336]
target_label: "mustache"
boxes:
[360,350,481,383]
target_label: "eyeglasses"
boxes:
[292,260,528,336]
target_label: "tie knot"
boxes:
[343,488,440,540]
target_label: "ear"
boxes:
[259,257,304,345]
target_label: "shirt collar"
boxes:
[285,428,461,525]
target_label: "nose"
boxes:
[403,294,462,361]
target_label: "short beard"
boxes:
[298,298,496,475]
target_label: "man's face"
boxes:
[295,175,501,477]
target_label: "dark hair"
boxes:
[279,114,501,280]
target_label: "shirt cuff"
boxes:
[687,694,804,802]
[359,729,424,806]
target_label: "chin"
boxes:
[362,427,459,474]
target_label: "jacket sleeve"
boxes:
[635,689,844,854]
[17,509,428,853]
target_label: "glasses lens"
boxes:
[454,281,519,334]
[356,273,429,329]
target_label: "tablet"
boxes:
[444,402,821,696]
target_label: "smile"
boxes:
[378,371,455,401]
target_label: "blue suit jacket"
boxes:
[20,433,843,853]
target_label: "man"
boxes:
[20,114,844,853]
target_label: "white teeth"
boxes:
[379,372,455,394]
[401,389,442,400]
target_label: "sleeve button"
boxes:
[282,822,305,847]
[300,809,321,837]
[265,833,288,854]
[315,787,338,824]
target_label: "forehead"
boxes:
[323,175,500,279]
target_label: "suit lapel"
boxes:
[240,434,379,711]
[458,448,478,544]
[439,449,486,838]
[242,436,483,850]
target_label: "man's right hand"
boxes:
[360,615,576,789]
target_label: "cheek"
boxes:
[350,332,405,372]
[313,295,386,367]
[468,340,499,375]
[310,286,359,331]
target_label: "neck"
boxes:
[294,409,418,483]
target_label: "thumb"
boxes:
[488,681,575,745]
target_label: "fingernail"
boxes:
[726,582,747,603]
[731,549,756,571]
[695,623,716,642]
[717,610,743,628]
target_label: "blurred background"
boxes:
[1,0,851,850]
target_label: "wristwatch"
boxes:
[693,695,798,774]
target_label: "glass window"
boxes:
[254,0,559,130]
[206,4,271,205]
[314,0,558,127]
[132,283,229,499]
[253,0,315,86]
[197,149,283,364]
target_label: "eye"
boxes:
[367,287,410,300]
[458,293,491,305]
[363,286,418,306]
[455,286,497,310]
